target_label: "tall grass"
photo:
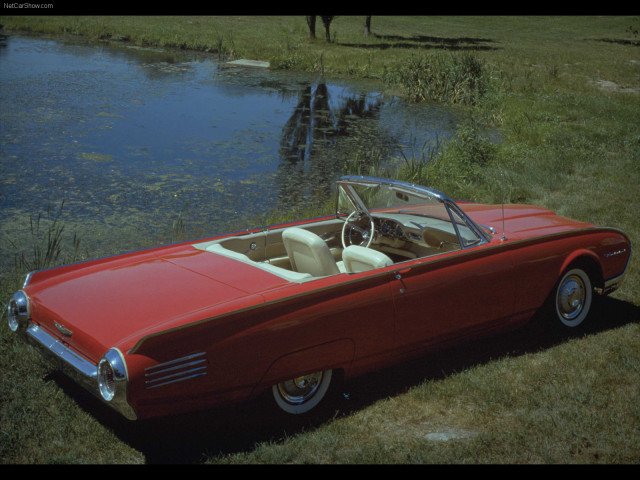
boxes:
[7,201,83,273]
[383,52,490,105]
[340,115,499,203]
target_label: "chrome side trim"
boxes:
[23,272,34,288]
[145,352,207,389]
[602,243,632,295]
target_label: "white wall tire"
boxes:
[554,268,592,329]
[272,370,333,415]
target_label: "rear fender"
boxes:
[254,338,355,394]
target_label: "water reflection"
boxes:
[277,83,384,207]
[0,35,463,270]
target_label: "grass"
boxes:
[214,321,640,464]
[0,15,639,464]
[7,201,83,273]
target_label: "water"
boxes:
[0,34,463,266]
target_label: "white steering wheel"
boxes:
[341,211,375,248]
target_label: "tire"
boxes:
[271,369,334,415]
[552,267,593,329]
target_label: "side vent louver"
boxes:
[145,352,207,389]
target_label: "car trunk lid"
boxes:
[24,245,290,361]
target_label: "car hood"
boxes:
[24,244,292,361]
[459,203,594,239]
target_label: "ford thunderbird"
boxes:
[7,176,632,420]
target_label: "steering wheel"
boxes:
[342,211,375,248]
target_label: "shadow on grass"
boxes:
[50,294,638,464]
[337,33,500,52]
[596,38,640,47]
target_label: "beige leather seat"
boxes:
[342,245,393,273]
[282,227,341,277]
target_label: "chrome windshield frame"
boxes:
[335,175,491,247]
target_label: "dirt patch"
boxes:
[593,79,640,94]
[377,417,479,444]
[423,428,478,442]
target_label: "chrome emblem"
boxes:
[54,322,73,337]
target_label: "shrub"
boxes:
[384,52,488,106]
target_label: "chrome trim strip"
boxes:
[145,369,207,389]
[339,175,451,203]
[145,352,207,389]
[479,224,497,234]
[602,242,632,294]
[23,272,34,288]
[447,200,492,244]
[145,352,206,372]
[54,321,73,337]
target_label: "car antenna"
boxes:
[500,171,507,242]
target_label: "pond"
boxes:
[0,34,465,271]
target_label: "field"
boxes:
[0,15,638,464]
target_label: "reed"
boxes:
[8,201,82,272]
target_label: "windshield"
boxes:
[338,182,442,213]
[337,177,445,216]
[336,176,489,249]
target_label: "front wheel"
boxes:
[553,267,593,329]
[272,370,334,415]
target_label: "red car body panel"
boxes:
[13,179,632,420]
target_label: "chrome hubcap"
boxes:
[557,274,586,320]
[277,372,323,405]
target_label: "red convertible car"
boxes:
[7,176,631,420]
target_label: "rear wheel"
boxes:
[272,369,333,415]
[553,267,593,329]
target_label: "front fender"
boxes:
[559,248,602,279]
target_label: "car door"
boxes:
[391,242,516,355]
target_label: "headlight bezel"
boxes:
[7,291,30,332]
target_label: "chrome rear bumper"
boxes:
[26,323,99,392]
[23,322,137,420]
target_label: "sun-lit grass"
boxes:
[0,15,638,464]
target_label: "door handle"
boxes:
[394,267,412,280]
[394,267,411,293]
